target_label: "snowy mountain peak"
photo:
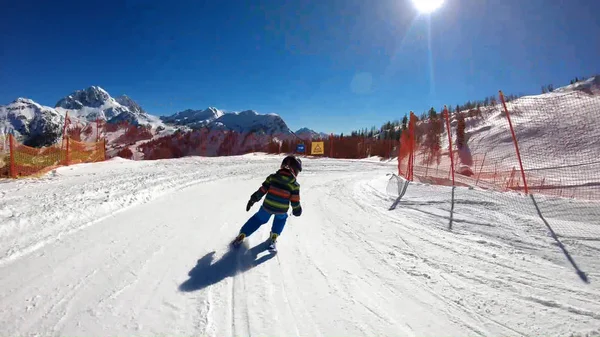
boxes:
[296,127,314,134]
[206,107,224,117]
[12,98,37,105]
[238,110,259,116]
[115,95,145,115]
[212,110,291,135]
[0,98,63,147]
[55,86,112,109]
[161,107,224,128]
[161,107,290,135]
[295,127,329,140]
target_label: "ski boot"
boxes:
[268,232,278,253]
[231,233,246,248]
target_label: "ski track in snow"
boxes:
[0,154,599,336]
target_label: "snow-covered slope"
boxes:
[0,155,598,336]
[408,77,600,199]
[160,107,224,128]
[0,98,64,146]
[555,76,600,95]
[295,127,329,140]
[452,76,600,167]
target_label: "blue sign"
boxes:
[296,144,306,153]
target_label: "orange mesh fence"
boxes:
[12,142,64,177]
[397,88,600,249]
[0,135,9,178]
[70,139,105,165]
[398,89,600,201]
[6,135,105,178]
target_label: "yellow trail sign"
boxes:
[311,142,324,155]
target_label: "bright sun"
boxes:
[411,0,445,13]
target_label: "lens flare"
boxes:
[411,0,445,14]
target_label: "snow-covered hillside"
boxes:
[455,87,600,170]
[408,77,600,200]
[0,155,598,336]
[555,76,600,95]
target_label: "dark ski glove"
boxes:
[246,199,255,211]
[292,206,302,217]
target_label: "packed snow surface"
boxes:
[0,155,599,336]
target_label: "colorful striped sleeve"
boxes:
[290,183,301,210]
[251,175,272,201]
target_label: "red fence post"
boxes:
[65,137,71,166]
[397,136,402,176]
[62,112,70,150]
[499,90,529,194]
[443,106,455,186]
[407,111,417,181]
[329,134,334,158]
[9,134,16,178]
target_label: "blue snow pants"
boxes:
[240,207,288,237]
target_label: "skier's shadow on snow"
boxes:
[179,241,276,292]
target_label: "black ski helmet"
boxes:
[281,155,302,176]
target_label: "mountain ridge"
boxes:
[1,86,328,148]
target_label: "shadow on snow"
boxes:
[179,241,276,292]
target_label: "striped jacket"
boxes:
[250,169,301,214]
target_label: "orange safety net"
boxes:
[6,135,105,178]
[12,142,64,177]
[398,90,600,202]
[0,135,9,178]
[69,138,105,164]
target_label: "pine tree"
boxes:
[428,107,437,119]
[456,112,466,149]
[423,109,443,165]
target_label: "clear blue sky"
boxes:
[1,0,599,134]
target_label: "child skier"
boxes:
[231,155,303,251]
